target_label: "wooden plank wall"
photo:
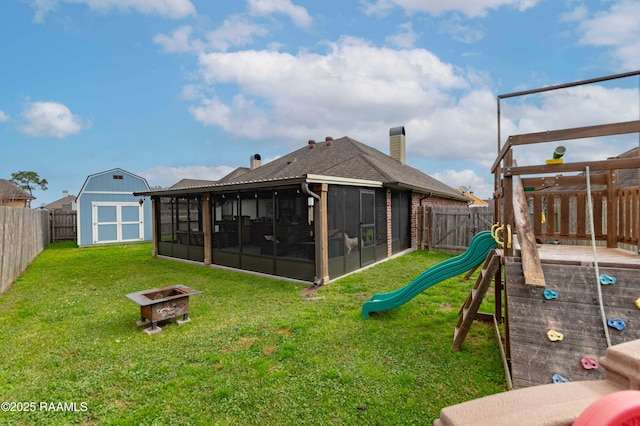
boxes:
[505,257,640,388]
[0,206,50,294]
[424,206,494,252]
[50,210,77,242]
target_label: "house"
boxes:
[76,168,152,247]
[136,128,470,283]
[43,190,76,211]
[0,179,35,208]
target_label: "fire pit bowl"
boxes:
[126,285,201,335]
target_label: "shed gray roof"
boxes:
[0,179,35,201]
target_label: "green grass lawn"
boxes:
[0,242,506,425]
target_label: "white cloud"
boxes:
[560,5,588,23]
[31,0,196,22]
[205,15,269,52]
[139,165,235,188]
[433,169,493,199]
[154,17,269,54]
[360,0,539,18]
[0,110,9,122]
[574,0,640,70]
[31,0,56,23]
[191,36,468,145]
[439,15,486,43]
[153,25,198,53]
[247,0,313,28]
[385,22,419,48]
[359,0,395,17]
[20,101,89,138]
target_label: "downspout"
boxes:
[301,183,324,286]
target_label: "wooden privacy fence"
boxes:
[419,206,495,252]
[50,210,77,242]
[0,206,50,294]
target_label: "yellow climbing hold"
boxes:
[547,329,564,342]
[635,298,640,310]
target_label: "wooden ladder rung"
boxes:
[452,250,500,351]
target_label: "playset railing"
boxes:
[492,71,640,255]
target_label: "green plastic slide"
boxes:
[361,230,498,318]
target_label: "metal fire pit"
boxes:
[126,285,201,335]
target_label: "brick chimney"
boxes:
[390,126,406,164]
[250,153,261,170]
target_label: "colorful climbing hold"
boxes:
[543,289,559,300]
[599,274,616,285]
[547,329,564,342]
[581,357,599,370]
[607,318,626,331]
[635,298,640,310]
[552,374,569,383]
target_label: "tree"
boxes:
[11,171,48,207]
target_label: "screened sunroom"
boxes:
[150,179,413,283]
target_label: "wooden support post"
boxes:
[512,162,546,287]
[312,183,330,285]
[607,169,618,248]
[151,197,158,257]
[203,193,212,265]
[513,186,546,287]
[503,151,514,257]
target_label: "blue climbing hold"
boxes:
[552,374,569,383]
[543,289,559,300]
[599,274,616,285]
[607,318,626,331]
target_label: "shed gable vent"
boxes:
[113,175,123,180]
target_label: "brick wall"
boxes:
[411,193,467,248]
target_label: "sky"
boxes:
[1,0,640,207]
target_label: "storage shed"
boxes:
[76,168,152,247]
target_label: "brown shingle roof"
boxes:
[0,179,35,201]
[138,136,468,201]
[225,137,467,200]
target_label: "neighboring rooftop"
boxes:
[171,178,218,189]
[0,179,35,203]
[43,194,76,210]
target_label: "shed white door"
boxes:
[92,202,144,244]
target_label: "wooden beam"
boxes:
[509,120,640,146]
[505,157,640,177]
[521,174,607,191]
[512,165,546,287]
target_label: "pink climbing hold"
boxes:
[580,357,599,370]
